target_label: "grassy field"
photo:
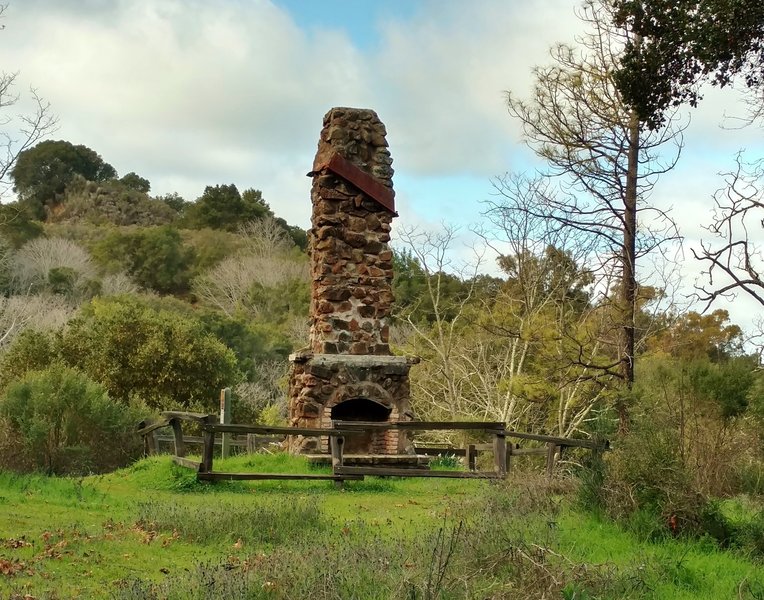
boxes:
[1,454,763,599]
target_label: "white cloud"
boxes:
[2,0,763,335]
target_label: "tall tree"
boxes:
[502,0,683,429]
[613,0,764,128]
[0,6,57,198]
[11,140,116,218]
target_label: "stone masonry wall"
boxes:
[288,353,415,453]
[288,107,416,455]
[308,107,395,355]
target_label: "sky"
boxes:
[1,0,763,336]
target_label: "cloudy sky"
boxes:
[2,0,763,333]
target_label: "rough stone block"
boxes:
[358,305,376,318]
[350,341,369,354]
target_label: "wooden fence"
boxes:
[137,411,609,483]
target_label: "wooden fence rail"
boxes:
[137,412,609,484]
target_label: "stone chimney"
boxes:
[287,107,417,455]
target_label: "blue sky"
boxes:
[2,0,762,333]
[276,0,420,49]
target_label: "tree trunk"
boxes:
[619,108,640,431]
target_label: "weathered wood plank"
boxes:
[332,420,505,432]
[220,387,232,459]
[414,447,467,457]
[136,418,171,436]
[509,447,549,456]
[197,472,364,481]
[156,435,254,448]
[466,444,477,471]
[330,435,345,489]
[161,411,216,424]
[206,423,359,436]
[335,467,502,479]
[172,456,202,471]
[504,430,609,450]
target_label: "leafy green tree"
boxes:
[614,0,764,128]
[94,226,195,294]
[646,309,744,361]
[184,184,272,231]
[687,356,757,419]
[56,297,240,409]
[0,364,143,475]
[156,192,188,214]
[118,172,151,193]
[11,140,117,218]
[124,226,194,294]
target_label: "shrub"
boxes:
[57,296,240,410]
[603,417,705,535]
[0,328,58,391]
[0,365,143,474]
[93,226,195,294]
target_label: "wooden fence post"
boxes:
[546,443,557,477]
[170,418,186,458]
[493,433,507,478]
[506,442,513,474]
[246,433,256,454]
[465,444,476,471]
[220,388,232,459]
[330,435,345,489]
[201,429,215,474]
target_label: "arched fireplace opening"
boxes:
[331,398,392,453]
[331,397,391,422]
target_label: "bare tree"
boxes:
[193,254,308,317]
[503,0,684,429]
[694,154,764,311]
[11,237,97,294]
[0,5,57,198]
[478,180,615,435]
[100,272,140,296]
[194,216,308,317]
[396,224,485,420]
[238,216,295,259]
[0,294,74,350]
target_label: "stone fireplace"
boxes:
[287,107,417,455]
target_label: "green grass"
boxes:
[1,455,763,599]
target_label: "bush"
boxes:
[0,328,58,392]
[0,365,143,475]
[57,296,240,410]
[603,418,706,536]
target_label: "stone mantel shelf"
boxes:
[289,352,420,367]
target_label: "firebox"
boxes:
[287,107,418,455]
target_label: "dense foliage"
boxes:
[11,140,117,218]
[0,365,143,474]
[614,0,764,128]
